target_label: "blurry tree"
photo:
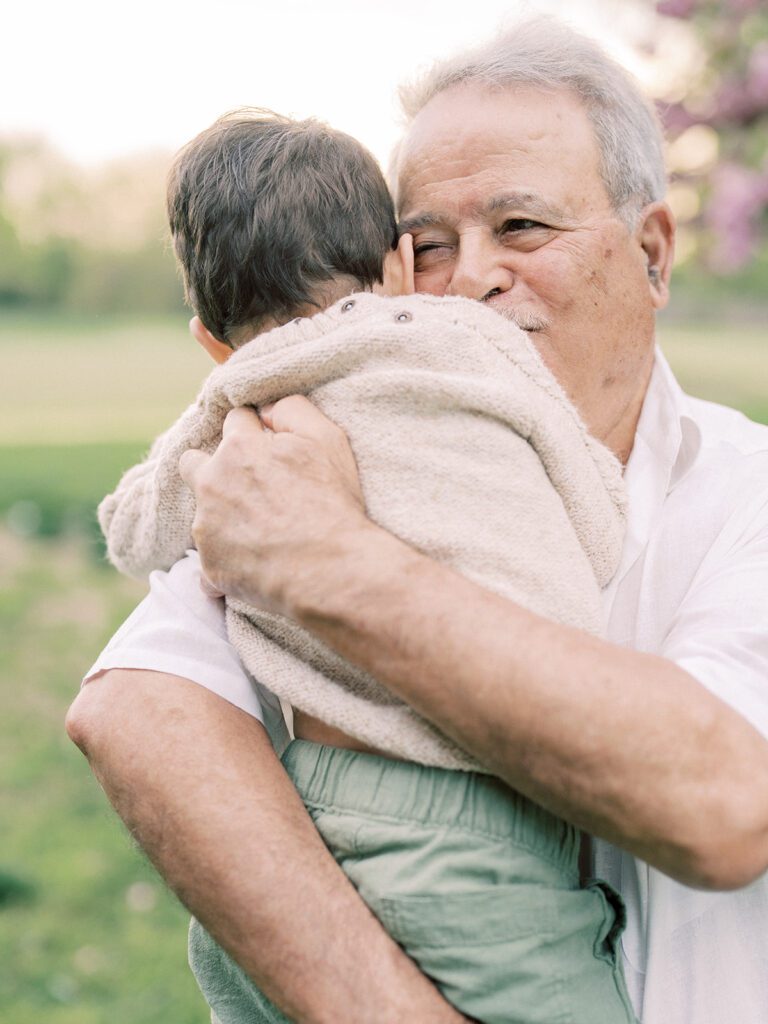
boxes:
[655,0,768,273]
[0,210,29,305]
[0,137,184,315]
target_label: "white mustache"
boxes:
[496,306,551,333]
[476,291,550,333]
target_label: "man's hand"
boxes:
[179,398,373,615]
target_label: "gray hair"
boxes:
[394,17,667,226]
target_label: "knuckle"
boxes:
[220,430,248,461]
[225,406,248,425]
[194,471,217,502]
[276,394,303,419]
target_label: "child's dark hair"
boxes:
[167,108,398,344]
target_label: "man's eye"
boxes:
[413,241,453,269]
[414,242,450,255]
[501,218,544,233]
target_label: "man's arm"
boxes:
[180,400,768,890]
[66,670,467,1024]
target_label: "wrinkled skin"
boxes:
[396,82,673,462]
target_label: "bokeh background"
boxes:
[1,1,766,1021]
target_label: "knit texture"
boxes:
[100,293,626,770]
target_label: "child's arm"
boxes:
[98,380,229,580]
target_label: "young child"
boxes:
[99,109,635,1024]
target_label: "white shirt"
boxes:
[85,349,768,1024]
[84,555,290,748]
[594,350,768,1024]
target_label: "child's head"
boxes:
[167,108,400,349]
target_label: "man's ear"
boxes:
[380,234,415,296]
[189,316,233,363]
[638,202,676,311]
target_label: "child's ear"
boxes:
[190,316,233,363]
[380,233,415,296]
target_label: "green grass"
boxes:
[0,531,206,1024]
[657,321,768,425]
[0,315,217,1021]
[0,312,210,445]
[0,312,209,553]
[0,442,149,542]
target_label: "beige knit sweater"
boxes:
[100,292,626,771]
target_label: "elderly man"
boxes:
[68,19,768,1024]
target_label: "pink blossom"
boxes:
[709,69,768,125]
[658,101,698,134]
[747,44,768,109]
[713,78,754,121]
[724,0,761,12]
[656,0,697,18]
[706,162,768,271]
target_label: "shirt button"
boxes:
[395,311,413,322]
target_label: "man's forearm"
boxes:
[177,401,768,888]
[289,524,768,889]
[66,670,466,1024]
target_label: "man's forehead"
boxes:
[394,82,604,219]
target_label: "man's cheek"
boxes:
[414,268,452,296]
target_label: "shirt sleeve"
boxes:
[83,551,286,736]
[661,494,768,741]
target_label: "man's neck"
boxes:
[596,352,655,466]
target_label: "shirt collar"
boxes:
[603,346,703,603]
[639,347,703,491]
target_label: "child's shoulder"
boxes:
[221,290,556,404]
[324,291,536,349]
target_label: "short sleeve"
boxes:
[661,499,768,740]
[84,551,287,741]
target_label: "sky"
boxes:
[4,0,667,169]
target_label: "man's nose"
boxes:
[445,236,513,301]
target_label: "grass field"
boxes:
[657,317,768,424]
[0,532,205,1023]
[0,315,218,1023]
[0,312,209,446]
[0,310,765,1023]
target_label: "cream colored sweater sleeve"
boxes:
[98,406,196,579]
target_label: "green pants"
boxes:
[191,740,637,1024]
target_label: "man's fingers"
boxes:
[259,395,341,443]
[181,408,269,495]
[179,448,211,490]
[222,406,266,438]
